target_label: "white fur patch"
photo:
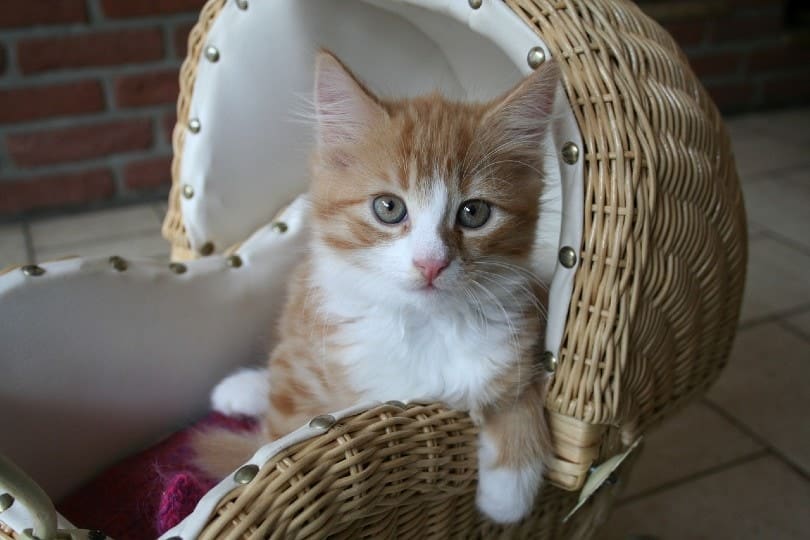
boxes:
[476,431,544,524]
[210,367,270,417]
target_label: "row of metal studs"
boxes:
[470,0,585,373]
[180,0,251,256]
[18,221,288,278]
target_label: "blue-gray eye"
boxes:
[372,195,407,224]
[457,199,491,228]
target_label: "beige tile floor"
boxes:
[0,109,808,539]
[603,107,810,539]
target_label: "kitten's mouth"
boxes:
[416,282,441,293]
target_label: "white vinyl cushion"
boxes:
[0,0,584,516]
[0,198,309,500]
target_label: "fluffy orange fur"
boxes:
[195,50,559,519]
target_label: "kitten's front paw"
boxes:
[211,368,269,417]
[476,463,544,524]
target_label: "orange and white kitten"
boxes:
[201,50,560,524]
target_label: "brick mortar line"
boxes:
[109,155,125,194]
[162,20,178,61]
[0,147,174,182]
[0,59,185,88]
[0,12,201,39]
[1,37,20,78]
[1,192,168,226]
[683,36,793,57]
[0,103,175,178]
[0,187,169,224]
[0,103,175,134]
[21,220,35,264]
[680,24,790,54]
[151,108,172,151]
[86,0,104,25]
[753,68,810,83]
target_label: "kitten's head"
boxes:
[309,50,559,309]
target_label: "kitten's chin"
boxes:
[404,281,459,308]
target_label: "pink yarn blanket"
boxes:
[58,413,257,539]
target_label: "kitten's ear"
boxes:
[480,60,561,150]
[314,50,387,148]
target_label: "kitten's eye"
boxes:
[372,195,408,224]
[457,199,491,229]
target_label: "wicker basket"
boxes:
[153,0,747,538]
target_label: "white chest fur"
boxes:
[321,287,523,412]
[338,308,515,411]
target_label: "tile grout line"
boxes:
[615,450,770,507]
[739,158,810,183]
[774,317,810,345]
[738,302,810,331]
[152,203,167,224]
[32,227,165,254]
[702,399,810,482]
[758,230,810,258]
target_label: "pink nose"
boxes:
[413,258,449,284]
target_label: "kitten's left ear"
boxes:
[481,60,561,149]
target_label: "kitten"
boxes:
[196,50,560,524]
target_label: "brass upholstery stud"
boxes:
[199,242,215,256]
[468,0,483,9]
[562,141,580,165]
[527,46,546,69]
[234,464,259,484]
[188,118,201,133]
[205,46,220,63]
[169,262,187,275]
[309,414,336,430]
[541,351,558,372]
[108,256,127,272]
[226,254,243,268]
[182,184,194,199]
[272,222,288,233]
[21,265,45,277]
[559,246,578,268]
[0,493,13,512]
[385,400,406,408]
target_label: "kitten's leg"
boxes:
[210,367,270,417]
[476,381,550,524]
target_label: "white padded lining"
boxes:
[0,198,310,500]
[0,0,584,526]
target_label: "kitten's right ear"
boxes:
[314,50,386,148]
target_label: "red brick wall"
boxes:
[0,0,807,218]
[644,0,810,112]
[0,0,203,217]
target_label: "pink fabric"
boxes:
[58,413,257,539]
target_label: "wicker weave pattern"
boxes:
[198,404,619,539]
[505,0,746,442]
[162,0,745,536]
